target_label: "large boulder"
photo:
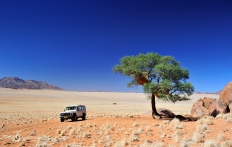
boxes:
[190,97,215,118]
[229,103,232,113]
[219,82,232,105]
[209,100,228,117]
[157,108,176,118]
[202,97,215,109]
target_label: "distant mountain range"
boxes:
[194,90,222,95]
[0,77,63,90]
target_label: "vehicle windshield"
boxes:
[65,106,76,110]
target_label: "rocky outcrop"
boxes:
[208,100,228,117]
[157,108,176,118]
[0,77,63,90]
[219,82,232,105]
[190,97,215,118]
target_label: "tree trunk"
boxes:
[151,92,162,119]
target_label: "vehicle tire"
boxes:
[82,113,86,120]
[60,118,64,122]
[72,114,76,122]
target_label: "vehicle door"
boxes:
[77,106,82,117]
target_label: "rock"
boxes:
[157,108,176,118]
[190,101,208,118]
[175,115,186,121]
[209,100,228,117]
[229,103,232,113]
[202,97,215,109]
[190,97,216,118]
[219,82,232,105]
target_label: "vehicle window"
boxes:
[66,106,76,110]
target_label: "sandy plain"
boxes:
[1,88,232,147]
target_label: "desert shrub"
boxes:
[77,127,82,133]
[170,118,183,129]
[196,124,208,133]
[124,131,129,135]
[180,142,190,147]
[217,132,226,141]
[133,122,140,127]
[203,140,219,147]
[69,129,76,135]
[182,134,192,142]
[204,116,214,125]
[151,141,165,147]
[146,126,151,132]
[222,113,232,119]
[114,138,127,147]
[29,130,37,136]
[12,133,21,143]
[104,129,110,135]
[82,131,91,138]
[66,125,73,129]
[130,134,139,142]
[170,118,180,127]
[192,132,204,143]
[160,132,166,139]
[215,113,223,119]
[221,140,232,147]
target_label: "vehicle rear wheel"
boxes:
[60,118,64,122]
[82,114,86,120]
[72,114,77,122]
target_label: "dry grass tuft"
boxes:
[221,140,232,147]
[180,142,190,147]
[151,141,165,147]
[114,138,127,147]
[29,130,36,136]
[170,118,183,129]
[60,129,66,136]
[215,113,223,119]
[196,123,208,133]
[192,132,204,143]
[133,122,140,127]
[130,134,139,142]
[203,140,219,147]
[69,129,76,136]
[82,131,91,138]
[66,125,73,130]
[12,133,21,143]
[217,132,226,141]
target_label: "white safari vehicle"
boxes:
[60,105,86,122]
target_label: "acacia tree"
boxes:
[113,52,194,119]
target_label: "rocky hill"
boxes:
[0,77,63,90]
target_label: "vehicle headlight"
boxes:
[60,113,63,116]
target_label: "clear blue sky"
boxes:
[0,0,231,92]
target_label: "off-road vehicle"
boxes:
[60,105,86,122]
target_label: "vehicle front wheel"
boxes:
[82,114,86,120]
[60,118,64,122]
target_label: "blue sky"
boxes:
[0,0,231,92]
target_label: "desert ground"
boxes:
[1,88,232,147]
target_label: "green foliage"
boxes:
[113,52,194,103]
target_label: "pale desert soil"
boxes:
[1,88,231,147]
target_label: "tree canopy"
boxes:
[113,52,194,103]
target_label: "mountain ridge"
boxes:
[0,77,63,90]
